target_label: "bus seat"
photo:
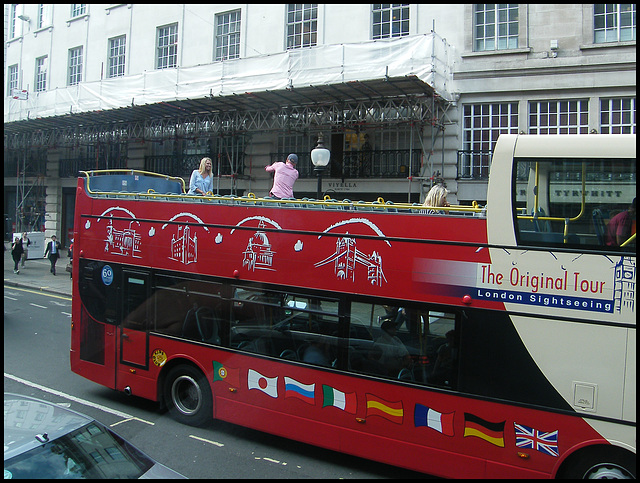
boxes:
[592,209,606,244]
[195,307,221,345]
[181,308,199,340]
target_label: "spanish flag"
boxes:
[365,393,403,424]
[463,412,505,447]
[212,361,240,388]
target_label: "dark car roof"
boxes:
[4,393,92,461]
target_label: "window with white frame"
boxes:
[473,4,519,51]
[68,46,83,86]
[35,56,47,92]
[108,36,126,78]
[600,98,636,134]
[286,4,317,49]
[461,103,519,178]
[7,64,19,97]
[215,10,241,61]
[372,4,410,39]
[594,4,636,43]
[70,4,86,18]
[9,4,18,39]
[528,100,589,135]
[156,23,178,69]
[37,3,44,29]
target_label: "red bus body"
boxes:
[70,135,636,478]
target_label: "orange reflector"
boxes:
[517,452,530,459]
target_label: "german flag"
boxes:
[463,412,505,447]
[365,394,403,424]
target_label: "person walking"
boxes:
[11,236,24,274]
[20,232,31,268]
[265,153,299,199]
[44,234,62,275]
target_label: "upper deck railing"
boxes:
[80,169,485,216]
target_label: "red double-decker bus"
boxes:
[71,134,635,478]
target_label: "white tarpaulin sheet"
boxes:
[5,33,455,123]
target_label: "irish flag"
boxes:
[414,403,455,436]
[322,385,357,414]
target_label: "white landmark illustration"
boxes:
[315,218,390,286]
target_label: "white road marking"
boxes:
[255,457,287,466]
[61,312,72,317]
[189,435,225,447]
[29,303,47,309]
[4,372,154,426]
[4,295,18,300]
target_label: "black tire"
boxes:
[558,446,636,479]
[164,364,213,426]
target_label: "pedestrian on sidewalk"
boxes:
[11,236,24,274]
[44,234,62,275]
[20,232,31,267]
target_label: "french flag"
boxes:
[414,403,455,436]
[284,377,315,404]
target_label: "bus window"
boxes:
[122,272,150,331]
[78,260,119,325]
[230,287,340,366]
[348,302,457,387]
[153,275,225,345]
[515,157,636,251]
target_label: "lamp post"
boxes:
[310,133,330,200]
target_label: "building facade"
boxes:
[4,4,636,245]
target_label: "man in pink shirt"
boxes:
[266,153,299,199]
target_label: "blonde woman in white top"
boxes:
[422,184,450,214]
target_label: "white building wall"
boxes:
[4,4,636,237]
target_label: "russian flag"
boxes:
[414,403,455,436]
[284,377,316,404]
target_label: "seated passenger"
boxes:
[374,320,411,376]
[605,198,636,246]
[422,184,450,214]
[430,330,457,386]
[302,340,331,367]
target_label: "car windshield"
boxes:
[4,420,154,479]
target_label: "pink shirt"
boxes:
[265,161,299,199]
[605,210,632,246]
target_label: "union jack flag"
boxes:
[514,423,559,457]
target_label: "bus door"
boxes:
[119,271,150,369]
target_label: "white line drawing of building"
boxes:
[104,219,142,258]
[315,235,386,286]
[170,225,198,265]
[243,221,276,271]
[613,256,636,314]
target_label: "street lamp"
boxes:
[310,133,330,200]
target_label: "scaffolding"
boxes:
[5,32,457,212]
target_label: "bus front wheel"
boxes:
[558,446,636,479]
[164,364,213,426]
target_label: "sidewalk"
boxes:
[4,245,72,297]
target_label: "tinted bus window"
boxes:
[230,287,340,367]
[348,302,457,387]
[78,260,119,325]
[153,275,224,344]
